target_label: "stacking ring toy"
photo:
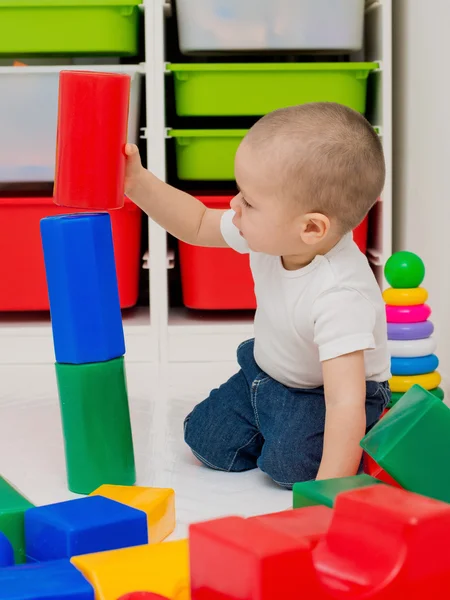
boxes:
[386,304,431,323]
[387,321,434,340]
[388,337,437,358]
[391,354,439,376]
[388,387,444,408]
[389,371,441,392]
[382,287,428,306]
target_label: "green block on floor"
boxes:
[361,384,450,503]
[56,357,136,495]
[0,476,34,563]
[293,474,381,509]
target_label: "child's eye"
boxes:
[241,196,252,209]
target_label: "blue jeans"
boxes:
[184,339,391,489]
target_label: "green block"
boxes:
[293,474,381,509]
[0,476,34,563]
[388,387,444,408]
[56,357,136,495]
[361,384,450,503]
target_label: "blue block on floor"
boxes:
[25,495,148,562]
[40,213,125,365]
[0,560,93,600]
[0,531,14,567]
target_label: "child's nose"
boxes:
[230,195,240,214]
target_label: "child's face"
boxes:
[231,141,307,256]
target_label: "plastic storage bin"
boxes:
[169,130,246,181]
[0,65,142,184]
[175,0,365,54]
[0,197,141,311]
[167,63,378,117]
[179,196,256,310]
[0,0,142,56]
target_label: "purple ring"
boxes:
[388,320,434,340]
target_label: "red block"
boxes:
[314,485,450,598]
[55,71,130,210]
[189,515,327,600]
[363,453,402,488]
[250,505,333,548]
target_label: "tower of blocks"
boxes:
[383,251,444,408]
[40,70,136,494]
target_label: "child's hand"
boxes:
[124,143,144,194]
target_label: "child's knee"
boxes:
[258,446,320,490]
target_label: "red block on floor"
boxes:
[314,485,450,598]
[189,514,326,599]
[364,453,402,488]
[250,505,333,548]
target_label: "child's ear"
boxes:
[299,213,330,245]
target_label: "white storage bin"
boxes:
[176,0,365,54]
[0,64,142,183]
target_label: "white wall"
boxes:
[393,0,450,395]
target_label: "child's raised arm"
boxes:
[125,144,229,248]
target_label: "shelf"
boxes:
[168,307,254,362]
[0,307,156,365]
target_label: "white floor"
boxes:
[0,359,291,540]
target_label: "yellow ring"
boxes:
[383,287,428,306]
[389,372,441,392]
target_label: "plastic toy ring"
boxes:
[387,321,434,341]
[388,337,437,358]
[389,371,441,392]
[386,304,431,323]
[383,287,428,306]
[391,354,439,376]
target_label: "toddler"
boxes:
[124,102,391,488]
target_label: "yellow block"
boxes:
[382,287,428,306]
[71,540,190,600]
[91,485,175,543]
[389,371,441,392]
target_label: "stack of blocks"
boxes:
[41,214,136,495]
[383,251,444,407]
[39,70,136,495]
[0,484,176,599]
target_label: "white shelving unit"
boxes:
[0,0,392,366]
[146,0,393,363]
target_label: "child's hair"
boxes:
[245,102,385,233]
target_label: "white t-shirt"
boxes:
[221,210,391,389]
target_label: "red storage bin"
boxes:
[179,195,369,310]
[179,196,256,310]
[0,197,141,311]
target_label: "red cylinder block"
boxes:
[54,71,130,210]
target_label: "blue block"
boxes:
[40,213,125,365]
[0,531,14,567]
[0,560,93,600]
[25,495,147,562]
[391,354,439,376]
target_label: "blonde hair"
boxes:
[245,102,385,233]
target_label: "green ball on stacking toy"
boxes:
[384,251,425,288]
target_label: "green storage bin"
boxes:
[167,62,378,117]
[0,0,142,57]
[169,129,247,181]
